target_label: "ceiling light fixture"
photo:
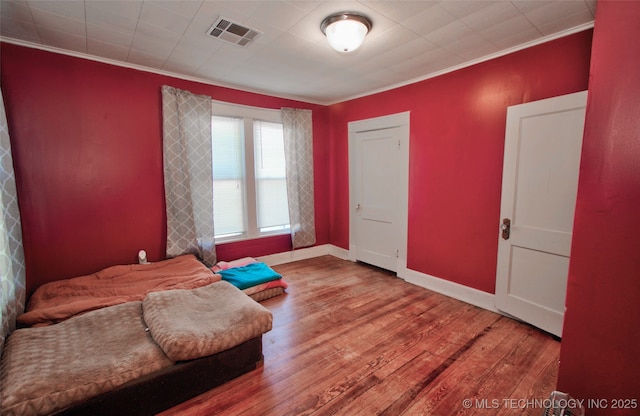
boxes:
[320,12,372,53]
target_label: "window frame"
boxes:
[211,100,289,243]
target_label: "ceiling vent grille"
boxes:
[207,17,261,47]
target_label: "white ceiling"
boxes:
[0,0,596,104]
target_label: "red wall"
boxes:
[5,14,636,405]
[327,31,592,293]
[558,1,640,413]
[1,30,594,299]
[0,43,329,296]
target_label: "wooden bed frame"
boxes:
[54,336,263,416]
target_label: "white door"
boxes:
[349,113,409,272]
[496,91,587,337]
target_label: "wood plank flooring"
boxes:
[159,256,559,416]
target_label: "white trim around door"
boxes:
[348,112,410,273]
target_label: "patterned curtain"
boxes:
[0,87,26,356]
[282,108,316,248]
[161,85,216,266]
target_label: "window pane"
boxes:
[254,121,290,232]
[212,116,246,237]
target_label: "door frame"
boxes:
[348,112,410,272]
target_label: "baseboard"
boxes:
[397,266,499,313]
[257,244,349,266]
[259,245,497,315]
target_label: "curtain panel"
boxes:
[161,86,216,266]
[0,87,26,356]
[282,108,316,249]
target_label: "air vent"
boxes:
[207,17,261,47]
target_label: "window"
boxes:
[212,116,245,238]
[211,101,289,241]
[254,121,289,232]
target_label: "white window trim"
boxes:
[211,100,282,123]
[211,100,288,243]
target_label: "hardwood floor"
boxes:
[159,256,559,416]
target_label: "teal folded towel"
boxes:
[218,262,282,290]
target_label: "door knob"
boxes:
[501,218,511,240]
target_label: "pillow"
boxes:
[143,281,272,361]
[211,256,258,272]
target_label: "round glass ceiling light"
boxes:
[320,12,372,53]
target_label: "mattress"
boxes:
[0,302,173,416]
[18,254,220,327]
[1,281,274,416]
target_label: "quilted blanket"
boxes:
[0,302,173,416]
[18,254,221,327]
